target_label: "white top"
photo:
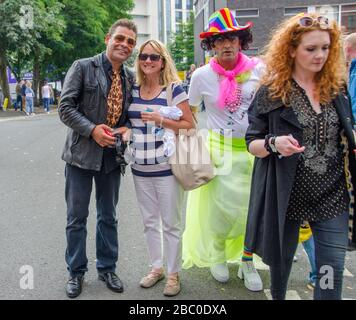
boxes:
[42,85,51,98]
[188,61,265,138]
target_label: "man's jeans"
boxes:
[43,97,50,112]
[65,163,121,277]
[270,211,349,300]
[16,95,22,111]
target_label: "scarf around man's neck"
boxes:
[209,53,258,109]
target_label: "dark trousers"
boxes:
[65,163,121,277]
[270,211,349,300]
[16,95,22,111]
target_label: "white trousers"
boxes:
[133,174,184,274]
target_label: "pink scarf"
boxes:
[209,53,258,109]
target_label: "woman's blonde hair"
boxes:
[135,39,181,87]
[261,13,346,105]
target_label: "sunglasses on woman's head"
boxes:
[298,16,330,29]
[138,53,161,61]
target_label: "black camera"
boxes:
[114,133,128,174]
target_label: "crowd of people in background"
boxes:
[9,79,57,115]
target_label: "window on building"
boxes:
[194,0,209,18]
[176,11,183,23]
[176,23,182,32]
[175,0,182,10]
[316,5,339,24]
[341,4,356,34]
[187,0,193,10]
[243,47,259,57]
[203,3,209,31]
[158,0,164,43]
[166,0,172,38]
[236,9,259,18]
[284,7,308,16]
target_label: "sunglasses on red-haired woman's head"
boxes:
[298,16,330,29]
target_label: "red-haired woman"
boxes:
[245,13,355,300]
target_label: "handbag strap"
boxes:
[166,83,173,107]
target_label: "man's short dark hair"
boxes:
[108,18,137,36]
[201,29,253,51]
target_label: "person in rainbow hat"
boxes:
[182,7,264,291]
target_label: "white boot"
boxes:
[210,263,229,283]
[238,261,263,291]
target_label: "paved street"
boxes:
[0,110,355,301]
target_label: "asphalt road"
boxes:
[0,111,355,301]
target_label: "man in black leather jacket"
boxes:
[58,19,136,298]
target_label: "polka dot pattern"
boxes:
[286,82,349,222]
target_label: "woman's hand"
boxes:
[141,111,162,126]
[274,135,305,157]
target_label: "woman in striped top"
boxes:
[127,39,194,296]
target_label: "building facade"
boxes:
[193,0,356,66]
[131,0,159,47]
[131,0,194,46]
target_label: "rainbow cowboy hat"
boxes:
[200,7,252,39]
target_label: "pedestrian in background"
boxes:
[25,81,35,116]
[298,223,317,290]
[58,18,136,299]
[245,12,354,300]
[128,39,194,297]
[0,87,4,110]
[49,84,57,106]
[15,80,23,111]
[182,8,264,292]
[42,80,51,114]
[21,80,27,113]
[185,64,196,85]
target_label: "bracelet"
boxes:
[159,116,164,128]
[264,134,280,154]
[270,136,278,153]
[264,134,273,153]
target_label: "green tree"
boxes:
[0,0,65,104]
[168,12,194,72]
[0,0,134,105]
[0,0,35,101]
[51,0,134,83]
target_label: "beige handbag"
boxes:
[166,83,215,191]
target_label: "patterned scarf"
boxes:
[209,53,258,112]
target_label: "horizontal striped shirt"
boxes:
[128,83,188,177]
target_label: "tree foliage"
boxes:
[0,0,134,103]
[168,12,194,72]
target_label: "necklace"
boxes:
[217,74,242,113]
[141,84,161,98]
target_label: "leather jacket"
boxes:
[59,52,135,171]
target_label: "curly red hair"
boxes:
[261,13,346,105]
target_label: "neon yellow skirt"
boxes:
[182,131,254,268]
